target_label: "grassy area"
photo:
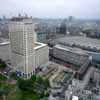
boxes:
[8,87,40,100]
[0,74,7,81]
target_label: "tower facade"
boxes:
[9,18,49,78]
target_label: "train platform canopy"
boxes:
[56,36,100,50]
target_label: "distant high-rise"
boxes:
[68,16,74,23]
[60,19,67,34]
[9,17,49,78]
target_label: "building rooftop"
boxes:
[57,36,100,50]
[55,44,88,56]
[34,42,47,50]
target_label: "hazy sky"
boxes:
[0,0,100,19]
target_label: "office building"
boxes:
[9,17,49,78]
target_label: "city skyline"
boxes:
[0,1,100,99]
[0,0,100,19]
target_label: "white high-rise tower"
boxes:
[9,17,49,78]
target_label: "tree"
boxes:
[17,78,33,92]
[44,78,50,88]
[0,86,9,100]
[30,74,36,82]
[36,76,44,84]
[17,76,50,99]
[0,59,6,69]
[0,59,2,63]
